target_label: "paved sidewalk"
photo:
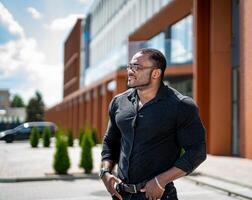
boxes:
[0,140,252,189]
[0,140,101,182]
[195,154,252,188]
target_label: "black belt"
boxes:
[116,182,146,194]
[117,181,175,195]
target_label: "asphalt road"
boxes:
[0,178,243,200]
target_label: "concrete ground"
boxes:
[0,139,101,179]
[0,178,246,200]
[0,139,252,199]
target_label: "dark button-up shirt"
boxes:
[101,83,206,184]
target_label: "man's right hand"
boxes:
[102,173,123,200]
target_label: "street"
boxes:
[0,178,244,200]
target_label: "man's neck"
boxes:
[137,83,160,105]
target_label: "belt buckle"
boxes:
[115,183,121,193]
[132,184,137,194]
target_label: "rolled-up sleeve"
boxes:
[101,97,121,163]
[174,97,207,174]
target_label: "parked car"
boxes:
[0,122,57,143]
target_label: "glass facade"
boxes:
[84,0,173,87]
[81,0,192,87]
[139,15,193,66]
[164,75,193,97]
[140,32,166,55]
[169,15,193,64]
[80,16,91,88]
[84,43,128,86]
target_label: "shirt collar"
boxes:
[127,82,168,103]
[127,88,138,103]
[154,82,168,101]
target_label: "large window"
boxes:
[168,15,193,64]
[138,15,193,66]
[80,16,91,88]
[140,32,166,55]
[164,75,193,97]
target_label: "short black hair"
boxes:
[138,48,167,80]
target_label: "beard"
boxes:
[127,72,152,89]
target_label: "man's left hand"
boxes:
[140,178,165,200]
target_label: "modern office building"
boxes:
[45,0,252,159]
[63,19,82,98]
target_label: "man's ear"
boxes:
[152,69,161,79]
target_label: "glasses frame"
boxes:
[127,63,158,72]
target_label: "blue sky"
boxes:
[0,0,91,107]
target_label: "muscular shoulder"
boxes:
[113,88,134,101]
[165,87,200,127]
[109,88,134,111]
[168,87,198,113]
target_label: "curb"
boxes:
[0,173,99,183]
[185,174,252,200]
[193,171,252,189]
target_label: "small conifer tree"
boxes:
[67,129,74,147]
[30,127,39,148]
[55,128,64,143]
[79,128,85,146]
[53,135,70,174]
[79,133,93,174]
[91,128,98,145]
[42,127,51,147]
[85,127,95,147]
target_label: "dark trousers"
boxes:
[113,186,178,200]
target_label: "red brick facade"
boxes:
[63,19,82,98]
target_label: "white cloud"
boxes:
[0,3,62,107]
[27,7,42,19]
[0,37,63,107]
[10,62,63,109]
[0,21,44,79]
[44,14,84,32]
[0,2,25,38]
[78,0,91,5]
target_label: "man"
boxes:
[100,48,206,200]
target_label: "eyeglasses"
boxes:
[126,63,157,72]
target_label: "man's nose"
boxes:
[128,71,135,76]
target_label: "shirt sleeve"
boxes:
[101,97,121,163]
[174,97,207,174]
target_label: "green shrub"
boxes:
[79,133,93,174]
[67,129,74,147]
[53,135,70,174]
[55,128,64,143]
[42,127,51,147]
[91,128,98,145]
[86,127,95,147]
[79,128,85,146]
[30,127,39,148]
